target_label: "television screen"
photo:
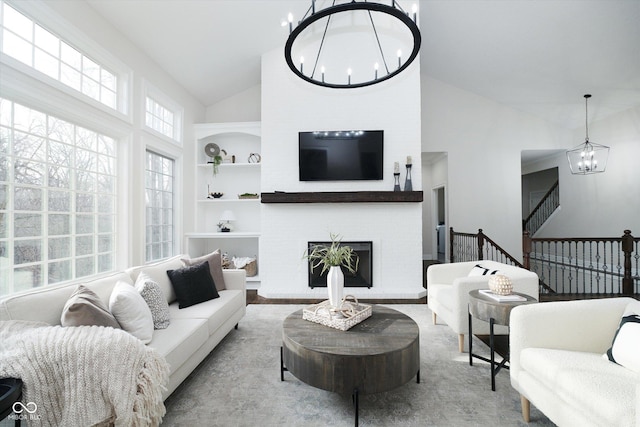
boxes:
[299,130,383,181]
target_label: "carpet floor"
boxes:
[162,304,555,427]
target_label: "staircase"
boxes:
[523,180,559,236]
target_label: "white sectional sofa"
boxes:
[427,260,539,352]
[0,254,246,400]
[510,297,639,427]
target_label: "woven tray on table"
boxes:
[302,296,372,331]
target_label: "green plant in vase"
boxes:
[304,233,359,307]
[211,154,223,176]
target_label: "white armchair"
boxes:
[510,298,638,426]
[426,260,539,352]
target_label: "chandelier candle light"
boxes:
[566,94,609,175]
[283,0,421,89]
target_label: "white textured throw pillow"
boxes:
[606,300,640,373]
[109,280,154,344]
[135,272,171,329]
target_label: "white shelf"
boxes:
[186,232,261,239]
[197,198,260,203]
[198,162,260,168]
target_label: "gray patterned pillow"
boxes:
[135,272,170,329]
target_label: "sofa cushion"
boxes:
[167,261,219,309]
[606,300,640,373]
[521,347,636,426]
[169,289,244,334]
[182,250,226,291]
[135,273,171,329]
[126,254,186,305]
[109,281,154,343]
[148,317,209,375]
[61,285,121,329]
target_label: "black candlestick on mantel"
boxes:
[394,173,401,191]
[404,164,413,191]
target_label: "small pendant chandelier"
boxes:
[566,94,609,175]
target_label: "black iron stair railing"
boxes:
[523,180,559,236]
[450,228,638,298]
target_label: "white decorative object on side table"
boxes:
[488,274,513,295]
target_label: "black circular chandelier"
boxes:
[284,0,421,89]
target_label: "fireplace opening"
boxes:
[307,241,372,288]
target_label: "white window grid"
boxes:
[145,96,175,141]
[145,150,175,262]
[0,2,118,110]
[0,98,117,295]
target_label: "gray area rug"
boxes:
[162,304,555,426]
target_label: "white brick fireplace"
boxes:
[257,48,426,300]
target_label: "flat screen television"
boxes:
[299,130,383,181]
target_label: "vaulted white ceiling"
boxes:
[86,0,640,130]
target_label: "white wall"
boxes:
[421,75,571,259]
[205,84,261,122]
[258,48,426,299]
[523,105,640,238]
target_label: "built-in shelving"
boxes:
[261,191,423,204]
[188,122,262,289]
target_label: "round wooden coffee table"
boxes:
[280,305,420,426]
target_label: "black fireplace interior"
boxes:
[307,241,372,288]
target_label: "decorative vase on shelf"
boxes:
[404,164,413,191]
[393,173,401,191]
[327,266,344,308]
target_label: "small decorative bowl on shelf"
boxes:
[208,192,224,199]
[238,193,259,199]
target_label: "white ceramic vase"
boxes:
[327,265,344,308]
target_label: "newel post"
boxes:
[449,227,455,263]
[522,231,532,270]
[477,229,484,261]
[621,230,634,296]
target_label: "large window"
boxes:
[1,1,119,110]
[0,98,117,295]
[145,150,174,262]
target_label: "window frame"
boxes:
[144,148,177,263]
[0,98,122,294]
[142,80,184,145]
[0,0,133,121]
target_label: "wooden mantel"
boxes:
[260,191,423,203]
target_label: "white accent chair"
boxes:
[510,298,639,426]
[427,260,539,352]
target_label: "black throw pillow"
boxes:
[167,261,219,309]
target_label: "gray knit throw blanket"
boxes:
[0,320,169,426]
